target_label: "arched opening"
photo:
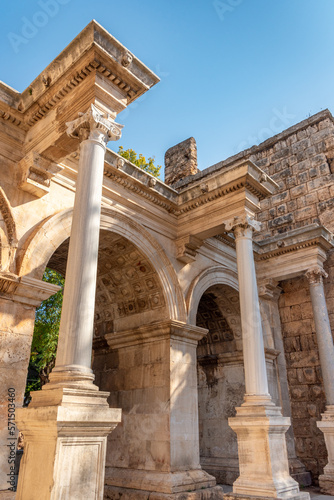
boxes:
[22,216,191,490]
[196,284,244,485]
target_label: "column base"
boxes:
[200,456,239,485]
[224,492,310,500]
[104,468,223,498]
[228,397,309,500]
[15,386,121,500]
[317,405,334,495]
[104,485,224,499]
[289,461,312,488]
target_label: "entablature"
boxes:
[255,224,334,281]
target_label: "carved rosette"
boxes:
[305,265,328,285]
[66,104,124,147]
[225,214,261,239]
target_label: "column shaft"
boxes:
[55,137,105,372]
[233,223,270,397]
[307,268,334,405]
[50,104,123,387]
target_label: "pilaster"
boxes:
[258,280,311,487]
[103,320,224,499]
[0,275,60,492]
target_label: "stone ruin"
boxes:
[0,19,334,500]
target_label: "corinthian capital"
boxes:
[305,265,328,285]
[66,104,124,145]
[225,214,261,238]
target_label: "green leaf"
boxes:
[117,146,161,178]
[25,268,64,401]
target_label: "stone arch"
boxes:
[17,206,186,322]
[0,186,17,272]
[186,266,239,325]
[192,270,243,485]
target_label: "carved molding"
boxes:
[173,179,268,217]
[0,186,17,245]
[103,168,177,213]
[0,109,24,129]
[258,279,282,300]
[121,52,133,68]
[0,57,138,130]
[176,235,203,264]
[0,272,60,306]
[305,265,328,285]
[256,238,332,261]
[102,164,272,218]
[66,104,123,145]
[106,320,207,350]
[18,152,64,197]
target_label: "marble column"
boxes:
[15,105,123,500]
[224,215,308,500]
[50,105,124,389]
[306,266,334,495]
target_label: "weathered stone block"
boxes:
[164,137,198,185]
[268,213,294,229]
[290,184,308,199]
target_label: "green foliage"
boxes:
[117,146,161,178]
[25,268,64,402]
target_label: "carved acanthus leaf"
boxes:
[305,266,328,285]
[225,214,261,234]
[66,104,123,145]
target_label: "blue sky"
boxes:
[1,0,334,178]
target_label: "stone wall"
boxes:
[279,277,327,483]
[246,110,334,483]
[164,137,198,185]
[250,111,334,240]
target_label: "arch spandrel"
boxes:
[17,206,186,322]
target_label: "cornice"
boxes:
[59,154,278,220]
[255,224,334,261]
[0,272,60,306]
[197,347,279,367]
[214,233,236,249]
[23,57,141,128]
[0,20,160,130]
[0,107,26,130]
[103,167,178,214]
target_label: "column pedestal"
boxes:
[227,397,308,500]
[317,406,334,495]
[15,387,121,500]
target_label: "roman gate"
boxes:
[1,20,334,500]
